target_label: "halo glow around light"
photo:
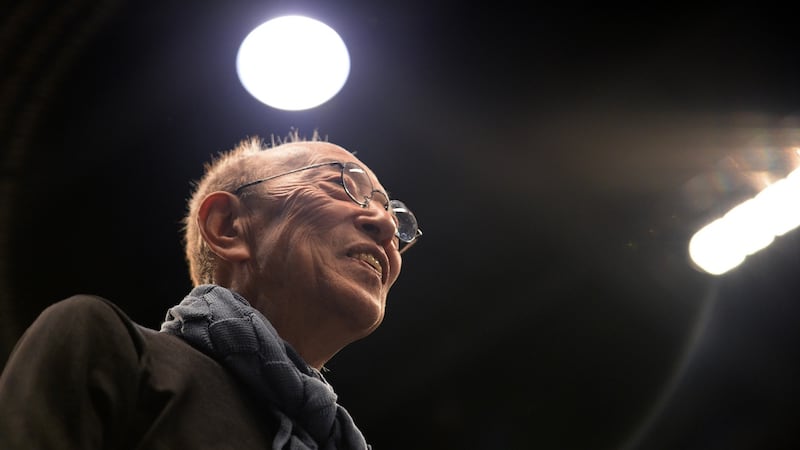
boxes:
[236,16,350,111]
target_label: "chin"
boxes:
[328,279,387,339]
[345,301,385,341]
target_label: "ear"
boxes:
[197,191,252,263]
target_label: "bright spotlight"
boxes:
[236,15,350,111]
[689,166,800,275]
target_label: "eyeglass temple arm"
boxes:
[233,161,343,195]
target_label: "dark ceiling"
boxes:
[2,1,800,449]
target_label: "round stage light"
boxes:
[236,15,350,111]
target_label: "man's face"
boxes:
[242,142,403,341]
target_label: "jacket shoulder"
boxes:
[19,294,146,358]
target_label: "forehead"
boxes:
[262,142,386,188]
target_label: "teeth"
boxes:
[355,253,382,276]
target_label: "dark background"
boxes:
[2,2,800,449]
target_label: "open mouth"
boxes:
[350,252,383,279]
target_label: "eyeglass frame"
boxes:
[232,161,422,254]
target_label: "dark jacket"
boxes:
[0,295,277,449]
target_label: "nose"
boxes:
[354,200,397,245]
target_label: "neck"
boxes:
[233,288,346,370]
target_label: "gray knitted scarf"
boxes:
[160,284,370,450]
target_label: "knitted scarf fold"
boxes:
[160,284,370,450]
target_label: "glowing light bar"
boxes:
[689,166,800,275]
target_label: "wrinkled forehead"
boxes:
[259,142,387,189]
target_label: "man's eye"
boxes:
[320,180,346,196]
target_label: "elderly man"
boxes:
[0,136,421,449]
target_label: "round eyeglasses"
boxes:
[233,161,422,254]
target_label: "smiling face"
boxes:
[234,142,402,355]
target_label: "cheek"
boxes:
[255,190,353,276]
[388,253,403,286]
[283,190,345,229]
[252,228,319,296]
[260,218,338,275]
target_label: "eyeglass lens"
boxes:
[341,163,419,244]
[342,164,372,206]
